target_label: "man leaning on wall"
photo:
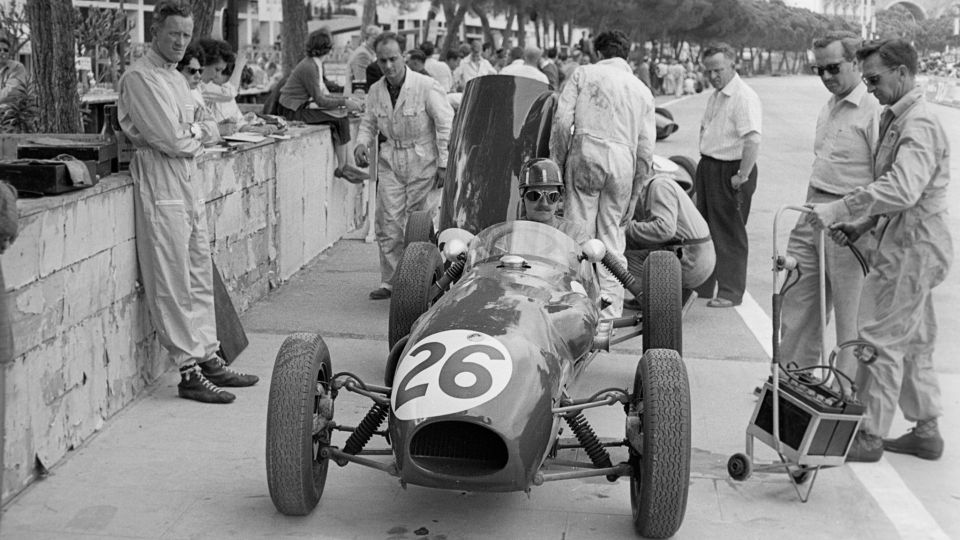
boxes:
[118,0,258,404]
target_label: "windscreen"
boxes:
[467,221,583,275]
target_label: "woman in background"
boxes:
[197,38,277,137]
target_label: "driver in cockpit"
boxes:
[519,158,590,244]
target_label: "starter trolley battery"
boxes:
[747,374,864,468]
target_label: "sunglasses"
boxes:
[862,66,898,86]
[810,61,845,76]
[185,67,201,75]
[523,190,561,204]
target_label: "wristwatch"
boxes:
[189,123,202,140]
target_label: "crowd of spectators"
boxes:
[918,53,960,78]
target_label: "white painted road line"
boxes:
[659,94,696,108]
[736,290,949,540]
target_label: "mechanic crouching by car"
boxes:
[623,173,715,310]
[518,158,589,244]
[354,32,454,300]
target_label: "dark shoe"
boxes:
[883,429,944,460]
[369,287,391,300]
[200,357,259,387]
[335,165,369,184]
[707,298,739,308]
[623,295,643,311]
[178,365,236,404]
[846,431,883,463]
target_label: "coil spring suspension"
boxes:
[343,402,389,455]
[565,412,612,470]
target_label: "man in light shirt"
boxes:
[780,31,880,387]
[499,46,549,85]
[693,42,762,308]
[452,39,496,91]
[346,25,382,92]
[420,41,453,92]
[550,30,655,319]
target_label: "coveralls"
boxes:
[825,88,952,437]
[626,175,715,290]
[780,82,880,378]
[550,57,656,318]
[357,70,453,290]
[118,49,221,368]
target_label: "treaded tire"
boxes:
[266,333,334,515]
[629,349,692,539]
[668,155,698,203]
[643,251,683,355]
[389,242,443,349]
[404,210,435,247]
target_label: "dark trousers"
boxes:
[693,155,757,304]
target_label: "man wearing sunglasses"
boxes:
[806,38,953,463]
[779,32,880,401]
[518,159,589,244]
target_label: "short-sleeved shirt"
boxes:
[347,44,375,82]
[810,82,881,195]
[699,73,762,161]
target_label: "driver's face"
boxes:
[523,189,560,224]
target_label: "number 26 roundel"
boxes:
[392,330,513,421]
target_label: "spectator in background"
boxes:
[0,36,26,108]
[501,46,549,85]
[655,56,668,95]
[347,25,382,93]
[279,29,367,183]
[694,43,763,308]
[561,50,580,85]
[668,57,686,97]
[406,49,431,77]
[197,38,278,137]
[541,47,560,88]
[443,49,461,78]
[176,44,221,145]
[421,41,453,92]
[636,56,652,89]
[551,30,656,319]
[453,39,496,91]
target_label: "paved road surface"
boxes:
[2,75,957,540]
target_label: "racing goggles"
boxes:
[523,190,562,204]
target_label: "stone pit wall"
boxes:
[0,124,366,503]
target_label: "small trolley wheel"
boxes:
[790,467,812,485]
[727,453,752,482]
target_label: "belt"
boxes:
[388,138,420,149]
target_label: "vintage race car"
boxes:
[265,75,694,539]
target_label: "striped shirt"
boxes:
[699,73,762,161]
[810,82,881,195]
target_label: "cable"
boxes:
[847,243,869,276]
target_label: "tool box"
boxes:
[0,160,99,196]
[17,136,118,176]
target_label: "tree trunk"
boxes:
[26,0,80,133]
[473,7,494,47]
[440,3,468,56]
[534,16,541,49]
[189,0,219,39]
[516,11,526,48]
[362,0,377,28]
[281,0,309,75]
[502,9,515,46]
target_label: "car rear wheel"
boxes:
[389,242,443,349]
[629,348,691,539]
[643,251,682,355]
[668,155,698,204]
[404,210,435,247]
[266,333,334,515]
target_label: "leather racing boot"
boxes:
[883,419,944,460]
[178,364,236,404]
[845,430,883,463]
[199,357,259,387]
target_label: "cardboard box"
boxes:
[0,160,100,196]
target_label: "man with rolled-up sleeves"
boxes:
[694,42,762,308]
[119,0,257,404]
[354,32,454,300]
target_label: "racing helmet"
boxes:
[518,158,564,193]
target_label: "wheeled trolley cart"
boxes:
[726,205,868,502]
